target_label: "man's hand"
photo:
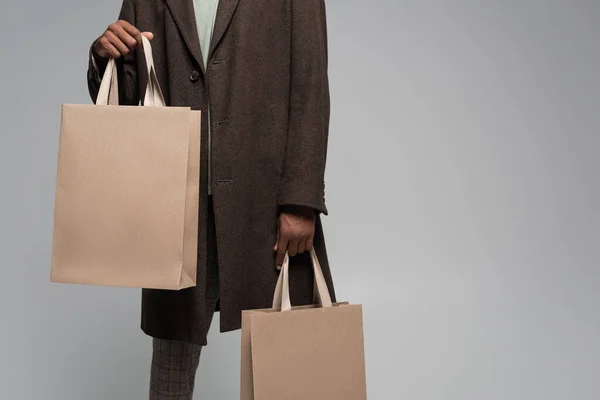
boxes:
[94,20,154,59]
[274,206,316,269]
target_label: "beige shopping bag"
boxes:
[240,249,367,400]
[50,37,201,290]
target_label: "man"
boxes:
[87,0,335,398]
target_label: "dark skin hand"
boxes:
[94,20,153,59]
[275,206,316,269]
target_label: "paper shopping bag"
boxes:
[240,249,367,400]
[50,36,201,290]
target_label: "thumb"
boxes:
[142,31,154,40]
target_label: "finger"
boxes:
[98,37,121,59]
[274,227,280,251]
[275,238,288,268]
[305,236,314,251]
[94,37,111,58]
[104,30,130,56]
[110,22,138,49]
[276,251,287,270]
[121,22,145,48]
[106,43,122,59]
[297,238,307,254]
[142,31,154,40]
[287,239,299,258]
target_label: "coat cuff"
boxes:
[278,190,328,216]
[89,40,109,78]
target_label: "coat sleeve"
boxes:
[87,0,140,105]
[278,0,330,215]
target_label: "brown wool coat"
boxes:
[87,0,335,345]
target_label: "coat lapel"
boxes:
[209,0,240,59]
[164,0,205,73]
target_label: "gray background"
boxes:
[1,0,599,399]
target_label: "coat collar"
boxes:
[164,0,240,74]
[209,0,240,59]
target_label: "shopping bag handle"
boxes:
[272,248,333,312]
[96,36,165,107]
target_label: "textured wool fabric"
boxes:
[87,0,335,345]
[192,0,219,195]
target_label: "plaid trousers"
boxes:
[149,197,219,399]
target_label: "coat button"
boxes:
[189,70,200,82]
